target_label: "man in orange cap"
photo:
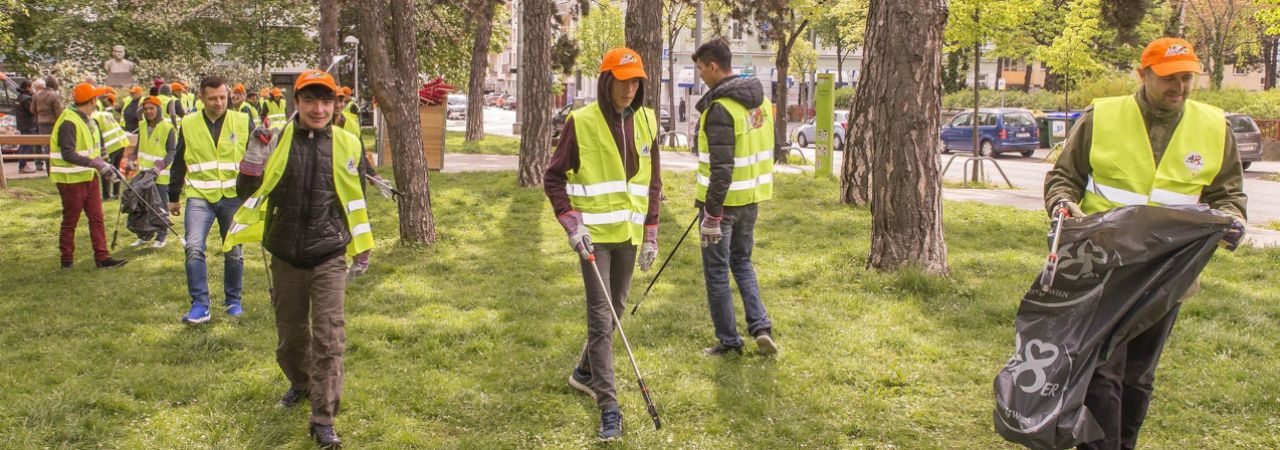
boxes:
[1044,37,1246,450]
[50,82,129,269]
[121,85,144,132]
[179,81,197,114]
[543,47,662,442]
[230,83,258,121]
[264,87,287,130]
[169,82,189,117]
[224,69,373,449]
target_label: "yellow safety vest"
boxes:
[137,118,175,185]
[565,102,656,245]
[49,108,102,184]
[235,102,259,122]
[91,111,128,154]
[340,109,360,138]
[264,98,287,130]
[695,96,774,206]
[1080,96,1227,215]
[223,123,375,256]
[179,110,250,202]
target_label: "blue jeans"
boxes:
[184,197,244,307]
[17,126,44,171]
[701,203,771,347]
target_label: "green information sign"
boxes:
[814,73,835,179]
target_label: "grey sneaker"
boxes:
[598,408,623,441]
[754,329,778,356]
[569,368,596,399]
[702,343,743,356]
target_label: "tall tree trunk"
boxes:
[773,41,792,161]
[1211,46,1225,90]
[860,0,949,275]
[358,0,438,244]
[1265,37,1277,90]
[318,0,340,69]
[1022,62,1033,93]
[518,0,554,187]
[840,47,871,206]
[667,34,678,132]
[466,0,497,142]
[626,0,663,116]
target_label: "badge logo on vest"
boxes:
[749,108,765,129]
[639,144,650,157]
[346,157,357,175]
[1184,153,1204,172]
[230,132,238,145]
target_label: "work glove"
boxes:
[89,157,116,182]
[557,210,594,260]
[700,210,723,248]
[638,225,658,272]
[1220,214,1246,252]
[240,126,276,176]
[347,250,370,281]
[1051,199,1084,219]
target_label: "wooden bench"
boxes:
[0,134,139,188]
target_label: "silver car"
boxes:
[1226,113,1262,171]
[446,94,467,120]
[792,110,849,150]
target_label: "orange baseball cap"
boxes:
[599,47,646,80]
[340,86,352,97]
[259,88,270,97]
[1141,38,1201,77]
[144,96,162,107]
[233,83,245,93]
[73,82,111,104]
[170,82,184,92]
[271,87,283,97]
[294,69,338,93]
[129,86,143,95]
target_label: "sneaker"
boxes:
[225,302,244,318]
[129,238,147,247]
[754,329,778,356]
[60,261,73,270]
[96,257,129,269]
[279,388,309,408]
[181,303,211,325]
[702,343,743,356]
[598,408,623,441]
[152,239,168,249]
[19,167,37,174]
[569,368,596,399]
[309,423,342,449]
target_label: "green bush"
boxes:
[835,87,856,109]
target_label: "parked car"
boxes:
[940,108,1040,157]
[446,94,467,120]
[501,95,518,110]
[791,110,849,150]
[1226,112,1262,171]
[484,93,504,107]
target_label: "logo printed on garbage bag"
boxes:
[1056,239,1109,280]
[997,333,1073,432]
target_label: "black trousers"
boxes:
[1078,303,1182,450]
[102,149,124,199]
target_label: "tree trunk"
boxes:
[466,0,496,142]
[773,41,792,161]
[318,0,340,69]
[518,0,554,187]
[860,0,949,275]
[970,38,981,182]
[626,0,663,117]
[358,0,438,244]
[1211,46,1225,90]
[1022,62,1033,93]
[667,33,678,132]
[1265,37,1277,90]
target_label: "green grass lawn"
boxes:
[445,131,521,155]
[1,172,1277,448]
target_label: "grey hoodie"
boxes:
[694,75,765,216]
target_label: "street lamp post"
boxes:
[344,35,360,102]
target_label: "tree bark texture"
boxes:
[518,0,554,187]
[358,0,438,244]
[860,0,949,275]
[318,0,340,70]
[839,0,876,207]
[773,41,792,161]
[626,0,663,117]
[466,0,497,142]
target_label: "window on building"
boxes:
[1234,64,1248,75]
[734,21,744,40]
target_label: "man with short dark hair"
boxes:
[168,75,256,325]
[225,69,373,449]
[690,37,778,357]
[50,82,128,269]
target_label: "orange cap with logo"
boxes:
[144,96,162,107]
[271,87,283,97]
[170,82,184,93]
[73,82,112,104]
[233,83,246,94]
[294,69,338,93]
[599,47,647,80]
[129,86,143,95]
[1141,38,1201,77]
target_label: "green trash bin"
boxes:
[1042,112,1079,148]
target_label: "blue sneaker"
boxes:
[182,303,211,325]
[598,408,623,441]
[225,302,244,318]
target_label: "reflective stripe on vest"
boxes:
[564,102,655,245]
[695,95,775,206]
[180,110,250,202]
[137,119,175,185]
[223,123,375,256]
[1080,96,1226,215]
[48,108,103,184]
[92,112,128,153]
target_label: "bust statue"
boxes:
[103,45,135,88]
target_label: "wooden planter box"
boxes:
[380,103,445,170]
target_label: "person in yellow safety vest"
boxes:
[689,38,778,358]
[340,87,357,116]
[121,85,143,132]
[1043,38,1247,450]
[223,69,372,450]
[230,83,259,120]
[334,86,360,138]
[165,75,257,325]
[180,81,197,114]
[257,88,270,120]
[263,87,288,130]
[155,83,178,124]
[127,95,178,248]
[170,82,190,117]
[543,47,662,443]
[91,95,128,201]
[50,82,129,269]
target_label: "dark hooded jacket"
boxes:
[544,72,662,226]
[693,75,765,216]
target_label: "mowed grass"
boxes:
[445,131,521,155]
[0,171,1278,449]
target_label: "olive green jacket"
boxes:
[1043,87,1247,220]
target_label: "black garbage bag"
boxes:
[993,205,1233,450]
[121,171,171,240]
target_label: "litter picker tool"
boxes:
[364,173,404,202]
[582,249,663,430]
[630,211,701,316]
[1039,201,1070,292]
